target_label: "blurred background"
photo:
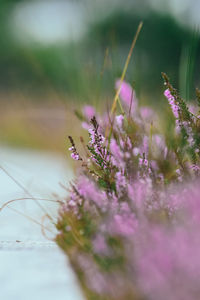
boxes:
[0,0,200,152]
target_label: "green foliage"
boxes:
[94,254,125,272]
[0,4,199,103]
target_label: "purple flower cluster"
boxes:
[68,136,82,161]
[57,77,200,300]
[164,88,179,118]
[115,78,137,112]
[134,183,200,300]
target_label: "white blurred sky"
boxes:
[9,0,200,45]
[10,0,87,45]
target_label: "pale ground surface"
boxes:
[0,147,84,300]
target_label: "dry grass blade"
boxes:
[0,197,63,212]
[110,21,143,116]
[105,21,143,140]
[0,165,53,221]
[100,47,109,78]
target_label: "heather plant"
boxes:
[56,75,200,300]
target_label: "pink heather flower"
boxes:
[63,190,81,214]
[135,200,200,300]
[88,128,96,144]
[125,152,131,159]
[175,119,181,134]
[92,234,110,255]
[119,139,125,149]
[81,121,90,130]
[189,164,200,174]
[82,105,95,120]
[176,168,183,182]
[68,136,82,161]
[128,179,152,210]
[77,176,107,209]
[71,153,80,160]
[109,212,138,237]
[110,139,122,157]
[115,79,137,110]
[140,135,149,156]
[115,171,127,196]
[164,88,179,118]
[140,106,155,121]
[150,160,158,171]
[181,121,195,147]
[188,104,198,115]
[115,114,124,129]
[110,139,123,158]
[68,199,76,207]
[133,147,140,156]
[153,134,165,149]
[126,137,132,149]
[139,158,148,167]
[88,127,105,147]
[110,139,125,170]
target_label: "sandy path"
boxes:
[0,147,84,300]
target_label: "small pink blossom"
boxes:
[71,153,80,160]
[164,88,179,118]
[92,234,110,255]
[115,114,124,129]
[109,212,138,237]
[115,79,137,111]
[140,106,155,121]
[82,105,95,120]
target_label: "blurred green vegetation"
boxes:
[0,1,199,104]
[87,11,200,101]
